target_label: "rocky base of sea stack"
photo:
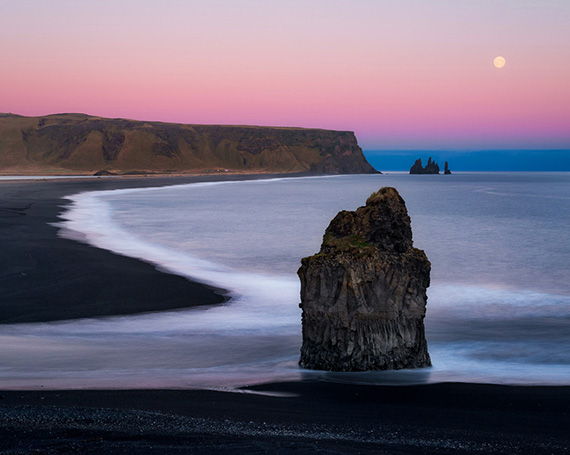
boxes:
[298,187,431,371]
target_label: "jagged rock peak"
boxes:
[298,187,432,371]
[322,187,412,254]
[410,158,424,174]
[410,157,442,174]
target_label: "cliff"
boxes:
[298,187,431,371]
[410,157,440,174]
[0,113,378,175]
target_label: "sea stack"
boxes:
[410,157,440,174]
[298,187,431,371]
[444,161,452,175]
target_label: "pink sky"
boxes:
[1,0,569,150]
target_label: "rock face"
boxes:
[410,157,440,174]
[0,113,378,175]
[444,161,452,175]
[298,187,431,371]
[409,158,425,174]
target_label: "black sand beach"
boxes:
[1,383,569,454]
[1,174,282,323]
[1,176,569,454]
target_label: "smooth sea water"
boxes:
[1,173,569,389]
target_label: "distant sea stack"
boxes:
[298,187,431,371]
[444,161,452,175]
[410,157,442,174]
[0,113,378,175]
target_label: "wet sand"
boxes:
[0,174,285,323]
[1,176,568,454]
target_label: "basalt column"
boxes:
[298,187,431,371]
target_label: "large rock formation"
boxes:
[409,158,425,174]
[298,187,431,371]
[410,157,440,174]
[0,113,378,175]
[444,161,452,175]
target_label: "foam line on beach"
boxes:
[3,173,569,389]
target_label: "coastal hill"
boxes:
[0,113,378,175]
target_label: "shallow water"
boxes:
[1,173,569,389]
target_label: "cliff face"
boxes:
[0,113,378,175]
[298,187,431,371]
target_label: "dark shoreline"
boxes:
[1,175,569,454]
[1,382,569,454]
[0,173,291,323]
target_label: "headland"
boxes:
[0,113,378,176]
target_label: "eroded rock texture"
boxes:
[0,113,378,175]
[298,187,431,371]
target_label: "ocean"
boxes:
[1,172,569,389]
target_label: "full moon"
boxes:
[493,56,506,69]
